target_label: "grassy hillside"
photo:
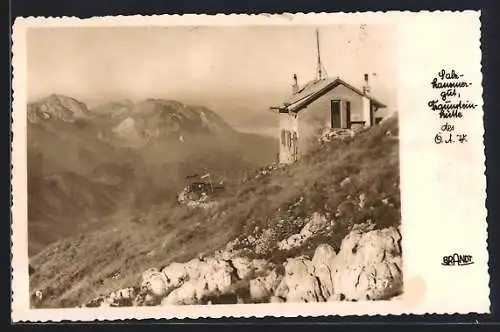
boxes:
[29,115,400,308]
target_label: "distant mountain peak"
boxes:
[28,94,91,123]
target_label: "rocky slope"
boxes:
[29,115,401,308]
[76,222,401,307]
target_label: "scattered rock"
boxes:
[319,128,358,143]
[278,213,330,251]
[247,235,256,245]
[243,163,284,183]
[85,287,137,308]
[35,290,43,300]
[177,181,223,209]
[290,197,304,209]
[254,228,279,255]
[30,289,44,307]
[358,193,367,209]
[339,177,351,187]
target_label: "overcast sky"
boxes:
[27,25,397,132]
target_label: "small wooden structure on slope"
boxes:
[270,29,387,164]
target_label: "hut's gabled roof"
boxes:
[272,77,387,113]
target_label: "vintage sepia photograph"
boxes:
[11,11,489,321]
[26,24,400,308]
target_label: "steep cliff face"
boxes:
[29,114,400,308]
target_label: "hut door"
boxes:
[331,100,341,128]
[345,100,351,128]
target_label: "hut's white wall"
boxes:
[279,112,299,164]
[296,85,364,156]
[362,96,371,127]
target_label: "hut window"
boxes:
[292,132,298,156]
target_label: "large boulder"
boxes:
[229,257,271,280]
[201,258,238,295]
[160,258,240,305]
[272,225,402,303]
[229,256,254,279]
[159,255,278,305]
[312,243,337,267]
[275,257,325,303]
[141,268,171,298]
[161,262,190,289]
[311,244,337,299]
[249,270,281,303]
[161,280,199,305]
[314,263,334,300]
[329,226,402,301]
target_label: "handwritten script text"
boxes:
[429,69,476,144]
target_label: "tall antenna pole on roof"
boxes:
[316,29,324,80]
